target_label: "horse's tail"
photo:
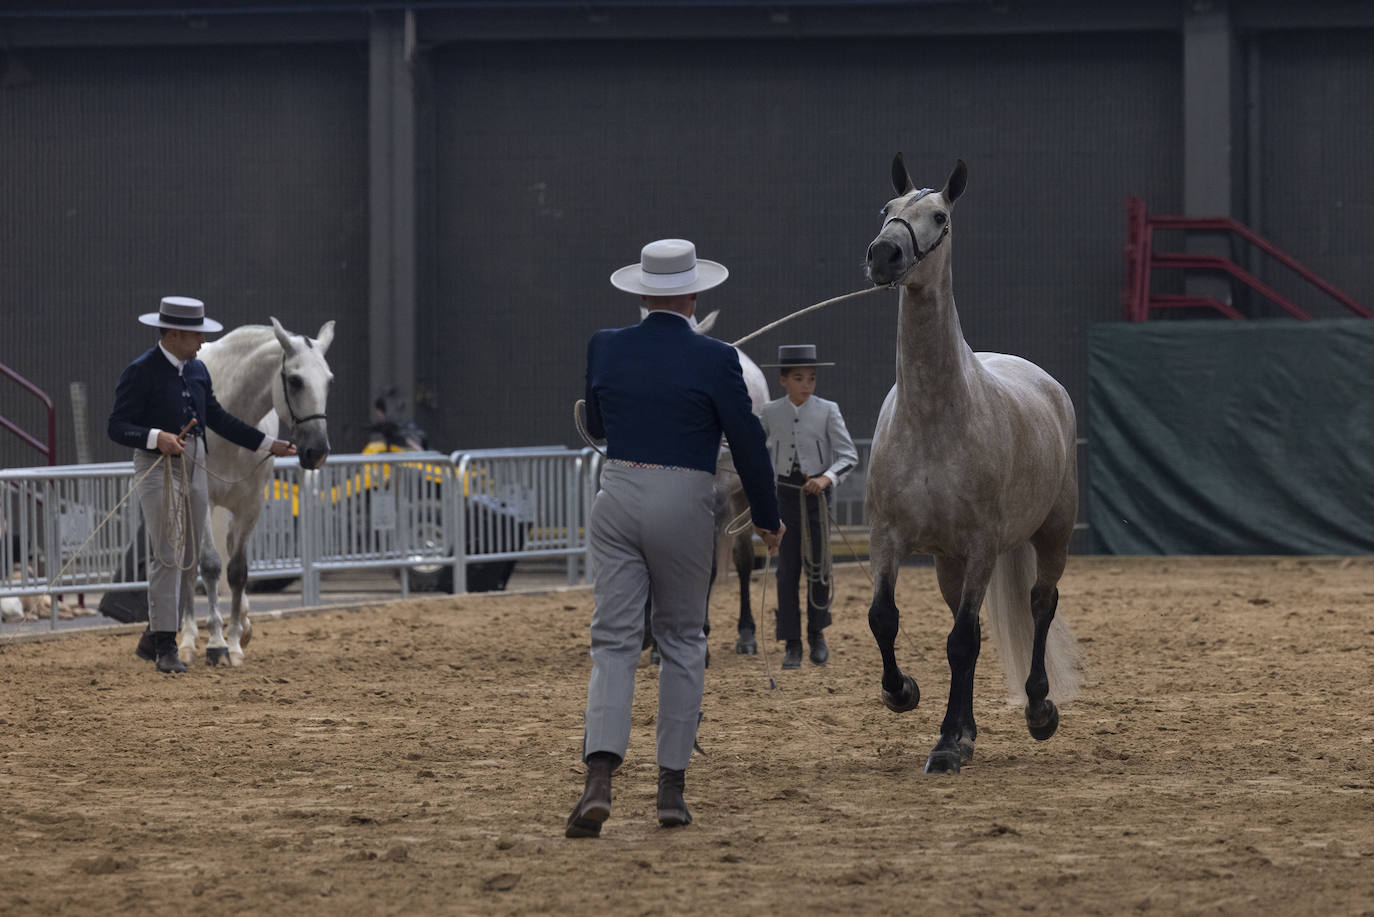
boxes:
[985,542,1081,706]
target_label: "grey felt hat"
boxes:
[761,344,835,368]
[138,296,224,333]
[610,239,728,296]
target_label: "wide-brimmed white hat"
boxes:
[610,239,728,296]
[138,296,224,333]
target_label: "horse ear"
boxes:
[943,159,968,204]
[694,309,719,335]
[891,152,915,196]
[270,316,294,353]
[314,320,335,355]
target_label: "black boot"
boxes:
[134,628,157,662]
[656,767,692,828]
[154,631,186,674]
[566,752,617,838]
[808,631,829,666]
[781,639,803,669]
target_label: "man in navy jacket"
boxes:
[566,240,784,838]
[108,296,296,673]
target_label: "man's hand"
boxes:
[269,439,298,457]
[155,431,186,456]
[756,522,786,555]
[803,476,831,495]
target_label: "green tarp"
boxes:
[1087,320,1374,554]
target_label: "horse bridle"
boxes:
[881,188,950,286]
[279,353,327,431]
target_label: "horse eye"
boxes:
[288,374,304,392]
[933,212,947,225]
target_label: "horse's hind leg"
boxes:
[926,554,991,774]
[867,527,918,713]
[733,529,756,654]
[1025,527,1072,741]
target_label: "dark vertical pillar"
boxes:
[1181,0,1242,308]
[369,10,417,417]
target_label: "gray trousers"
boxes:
[582,462,716,771]
[133,439,208,633]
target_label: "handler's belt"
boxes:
[607,458,697,473]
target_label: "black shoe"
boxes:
[781,640,803,670]
[808,632,829,666]
[134,629,157,662]
[565,754,615,838]
[735,628,757,655]
[153,631,186,674]
[656,767,692,828]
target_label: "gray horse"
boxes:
[863,155,1080,774]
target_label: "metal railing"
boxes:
[1122,196,1371,322]
[1,360,56,465]
[1,447,604,627]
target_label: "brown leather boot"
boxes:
[656,766,692,828]
[565,752,616,838]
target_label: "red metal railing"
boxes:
[1,361,56,465]
[1122,196,1371,322]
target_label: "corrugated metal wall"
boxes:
[425,33,1181,453]
[1257,31,1374,319]
[0,44,369,469]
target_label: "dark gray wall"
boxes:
[1255,30,1374,319]
[426,33,1182,453]
[0,44,369,468]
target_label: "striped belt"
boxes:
[607,458,697,473]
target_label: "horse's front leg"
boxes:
[199,515,230,667]
[867,528,918,712]
[926,555,991,774]
[222,509,259,666]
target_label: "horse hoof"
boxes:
[206,647,229,667]
[924,748,962,775]
[1026,700,1060,741]
[229,652,246,667]
[880,674,920,713]
[958,738,976,764]
[735,631,757,655]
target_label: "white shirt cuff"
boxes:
[823,471,838,488]
[255,433,274,456]
[146,429,161,450]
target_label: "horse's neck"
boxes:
[894,269,979,418]
[206,333,279,423]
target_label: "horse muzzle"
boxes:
[865,237,909,286]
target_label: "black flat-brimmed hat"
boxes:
[138,296,224,333]
[761,344,834,368]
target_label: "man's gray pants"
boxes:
[133,439,208,634]
[582,463,716,771]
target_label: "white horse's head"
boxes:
[270,317,335,470]
[865,154,966,288]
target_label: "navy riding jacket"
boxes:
[108,347,266,454]
[584,311,781,530]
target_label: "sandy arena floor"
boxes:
[1,556,1371,916]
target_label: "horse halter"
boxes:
[279,352,327,430]
[881,188,951,286]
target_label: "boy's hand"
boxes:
[803,476,831,494]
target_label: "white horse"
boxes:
[176,318,334,666]
[692,310,770,653]
[635,307,770,659]
[862,156,1080,774]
